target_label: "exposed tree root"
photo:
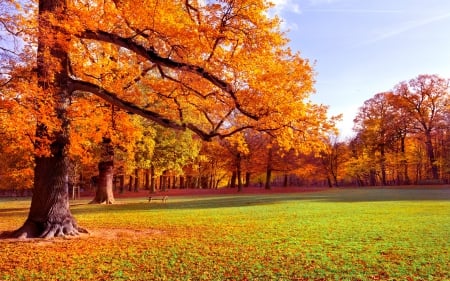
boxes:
[7,218,89,239]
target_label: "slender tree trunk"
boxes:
[172,176,177,189]
[326,176,333,188]
[230,171,237,188]
[119,175,125,193]
[195,176,199,188]
[265,148,273,190]
[330,155,339,187]
[369,150,377,186]
[161,171,168,192]
[150,165,156,193]
[145,169,150,190]
[179,176,185,189]
[265,167,272,190]
[369,169,377,186]
[356,175,364,187]
[236,153,243,192]
[128,175,133,191]
[186,176,192,188]
[283,174,288,187]
[399,135,410,184]
[134,169,139,192]
[245,172,251,187]
[380,144,387,185]
[332,174,339,187]
[425,132,439,179]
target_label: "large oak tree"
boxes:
[3,0,331,238]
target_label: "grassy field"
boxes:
[0,188,449,281]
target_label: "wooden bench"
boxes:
[148,195,168,203]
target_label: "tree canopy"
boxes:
[0,0,336,238]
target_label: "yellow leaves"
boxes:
[227,132,250,155]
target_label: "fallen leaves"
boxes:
[1,191,449,280]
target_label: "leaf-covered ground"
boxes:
[0,188,449,281]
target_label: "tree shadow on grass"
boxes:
[69,188,450,215]
[321,188,450,202]
[2,188,449,239]
[2,188,449,217]
[0,207,29,213]
[69,194,309,215]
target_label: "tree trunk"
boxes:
[186,176,192,188]
[145,169,150,190]
[200,176,208,189]
[265,167,272,190]
[128,175,133,191]
[265,148,273,190]
[90,161,114,204]
[230,171,237,188]
[399,135,410,184]
[11,0,87,238]
[245,172,251,187]
[161,171,168,192]
[283,174,288,187]
[326,176,333,188]
[236,153,243,192]
[172,176,177,189]
[330,155,339,187]
[380,144,387,185]
[119,175,125,193]
[369,168,377,186]
[150,165,156,193]
[179,176,185,189]
[369,150,377,186]
[134,169,139,192]
[332,173,339,187]
[91,137,115,204]
[425,132,439,179]
[13,154,86,238]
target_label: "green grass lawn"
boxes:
[0,188,449,281]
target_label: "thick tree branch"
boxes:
[69,79,182,129]
[68,78,220,141]
[79,30,260,120]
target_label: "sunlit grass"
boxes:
[1,188,449,280]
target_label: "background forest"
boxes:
[0,0,449,199]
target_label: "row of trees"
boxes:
[91,74,449,191]
[3,73,449,195]
[349,74,449,186]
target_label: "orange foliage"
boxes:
[1,0,337,191]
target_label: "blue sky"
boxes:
[271,0,450,138]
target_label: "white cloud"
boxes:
[268,0,302,31]
[269,0,302,15]
[308,0,341,5]
[306,8,402,14]
[360,11,450,46]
